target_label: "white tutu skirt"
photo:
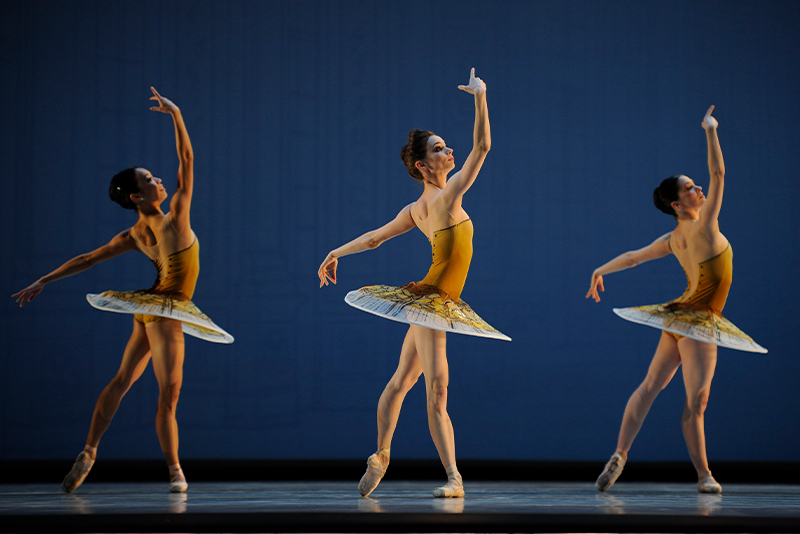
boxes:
[345,284,511,341]
[613,304,766,353]
[87,290,234,344]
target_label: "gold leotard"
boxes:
[613,244,765,353]
[132,239,200,326]
[86,220,233,344]
[345,219,510,341]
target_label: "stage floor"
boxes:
[2,480,800,532]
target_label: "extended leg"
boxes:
[86,319,152,448]
[597,332,681,492]
[359,328,423,497]
[377,327,423,450]
[616,332,682,456]
[678,337,720,492]
[62,319,151,493]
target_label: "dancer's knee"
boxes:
[111,372,136,395]
[427,379,448,414]
[157,382,181,412]
[389,373,419,394]
[640,374,668,396]
[684,390,710,417]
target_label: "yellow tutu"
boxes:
[87,290,234,344]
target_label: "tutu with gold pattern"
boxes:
[613,304,765,353]
[612,244,766,353]
[87,290,234,344]
[345,284,511,341]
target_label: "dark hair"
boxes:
[109,167,141,211]
[653,175,682,217]
[400,129,434,181]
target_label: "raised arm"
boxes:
[11,230,138,307]
[441,68,490,205]
[150,87,194,237]
[698,105,724,235]
[586,233,672,302]
[318,204,416,287]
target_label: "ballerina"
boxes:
[318,68,509,498]
[586,106,766,494]
[13,87,233,494]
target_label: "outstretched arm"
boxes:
[150,87,194,237]
[11,230,138,307]
[586,233,672,302]
[318,204,416,287]
[441,68,490,205]
[698,105,724,235]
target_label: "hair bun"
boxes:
[400,129,434,182]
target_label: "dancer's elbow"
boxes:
[364,234,381,249]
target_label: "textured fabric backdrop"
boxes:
[2,0,798,461]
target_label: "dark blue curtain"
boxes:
[2,0,798,461]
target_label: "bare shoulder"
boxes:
[411,197,429,222]
[670,228,688,252]
[107,228,138,250]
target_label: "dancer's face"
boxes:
[418,135,455,175]
[673,175,705,212]
[133,168,168,206]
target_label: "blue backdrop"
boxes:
[2,0,798,462]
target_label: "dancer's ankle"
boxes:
[445,464,461,481]
[83,445,97,460]
[168,463,185,480]
[697,469,713,480]
[614,449,628,461]
[377,448,390,462]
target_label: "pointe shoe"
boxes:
[169,479,188,493]
[358,453,388,497]
[169,472,188,493]
[433,474,464,498]
[61,451,95,494]
[697,474,722,494]
[595,453,626,492]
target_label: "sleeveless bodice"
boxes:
[87,226,233,343]
[344,217,509,341]
[612,242,764,352]
[417,219,473,302]
[147,239,200,299]
[674,245,732,315]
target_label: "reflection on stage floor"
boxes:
[2,480,800,532]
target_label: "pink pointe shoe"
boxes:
[358,452,389,497]
[697,473,722,494]
[433,473,464,498]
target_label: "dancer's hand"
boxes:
[702,105,718,130]
[12,280,45,307]
[149,87,180,114]
[318,253,338,288]
[586,272,604,302]
[458,68,486,96]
